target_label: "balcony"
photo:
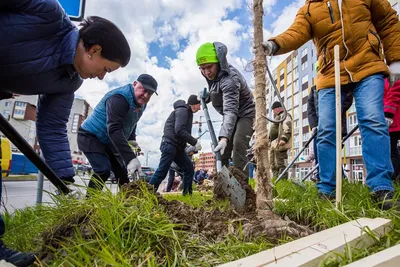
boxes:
[349,146,362,156]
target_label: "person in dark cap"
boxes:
[149,95,202,195]
[269,101,292,179]
[77,74,158,194]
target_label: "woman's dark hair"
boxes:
[79,16,131,67]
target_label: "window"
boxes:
[287,73,292,85]
[302,74,308,85]
[303,118,309,126]
[293,55,298,67]
[302,103,307,112]
[279,77,284,88]
[301,61,308,71]
[294,79,299,92]
[301,48,307,57]
[287,61,292,73]
[280,68,285,76]
[15,101,26,107]
[294,107,299,120]
[5,102,11,107]
[294,67,299,80]
[302,88,308,98]
[294,119,299,129]
[3,110,10,116]
[294,93,299,107]
[287,96,292,109]
[71,114,79,133]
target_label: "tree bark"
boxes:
[253,0,273,210]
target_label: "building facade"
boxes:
[0,96,93,164]
[67,98,93,164]
[195,152,215,174]
[268,41,364,182]
[0,95,39,151]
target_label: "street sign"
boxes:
[58,0,86,21]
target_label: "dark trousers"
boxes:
[77,130,129,193]
[149,141,194,195]
[221,117,254,179]
[390,131,400,181]
[166,169,175,192]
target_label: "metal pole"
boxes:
[36,151,44,204]
[201,88,222,171]
[274,129,317,185]
[146,151,149,166]
[0,114,70,194]
[334,45,342,207]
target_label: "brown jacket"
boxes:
[269,0,400,90]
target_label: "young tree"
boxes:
[252,0,273,210]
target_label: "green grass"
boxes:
[2,184,274,266]
[273,180,400,266]
[3,180,400,266]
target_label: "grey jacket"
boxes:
[205,42,255,140]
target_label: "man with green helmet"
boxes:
[196,42,255,179]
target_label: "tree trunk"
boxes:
[252,0,273,210]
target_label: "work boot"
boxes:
[0,240,36,267]
[372,190,400,211]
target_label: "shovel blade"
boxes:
[219,166,246,210]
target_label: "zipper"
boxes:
[337,0,354,82]
[323,46,327,65]
[369,29,382,53]
[327,1,334,23]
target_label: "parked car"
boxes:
[140,166,155,182]
[110,167,155,184]
[1,138,12,177]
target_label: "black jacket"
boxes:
[163,100,197,149]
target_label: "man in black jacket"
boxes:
[149,95,202,195]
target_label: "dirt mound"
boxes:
[196,180,214,192]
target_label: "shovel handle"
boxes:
[201,87,222,170]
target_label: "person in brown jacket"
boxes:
[262,0,400,210]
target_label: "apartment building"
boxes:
[268,41,364,182]
[0,95,39,151]
[0,96,93,164]
[195,152,215,174]
[67,98,93,164]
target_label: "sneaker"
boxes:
[0,241,36,267]
[372,190,400,211]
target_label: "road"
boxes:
[0,175,120,213]
[1,174,168,213]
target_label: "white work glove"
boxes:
[385,117,393,127]
[261,41,278,56]
[127,158,142,175]
[311,127,317,135]
[214,139,227,155]
[195,140,202,151]
[389,62,400,87]
[197,90,209,101]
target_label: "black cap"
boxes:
[137,74,158,95]
[187,95,200,105]
[271,101,282,109]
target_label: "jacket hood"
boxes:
[173,99,189,110]
[213,42,230,74]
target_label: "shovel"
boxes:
[200,88,246,210]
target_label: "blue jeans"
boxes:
[149,141,194,195]
[317,74,393,194]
